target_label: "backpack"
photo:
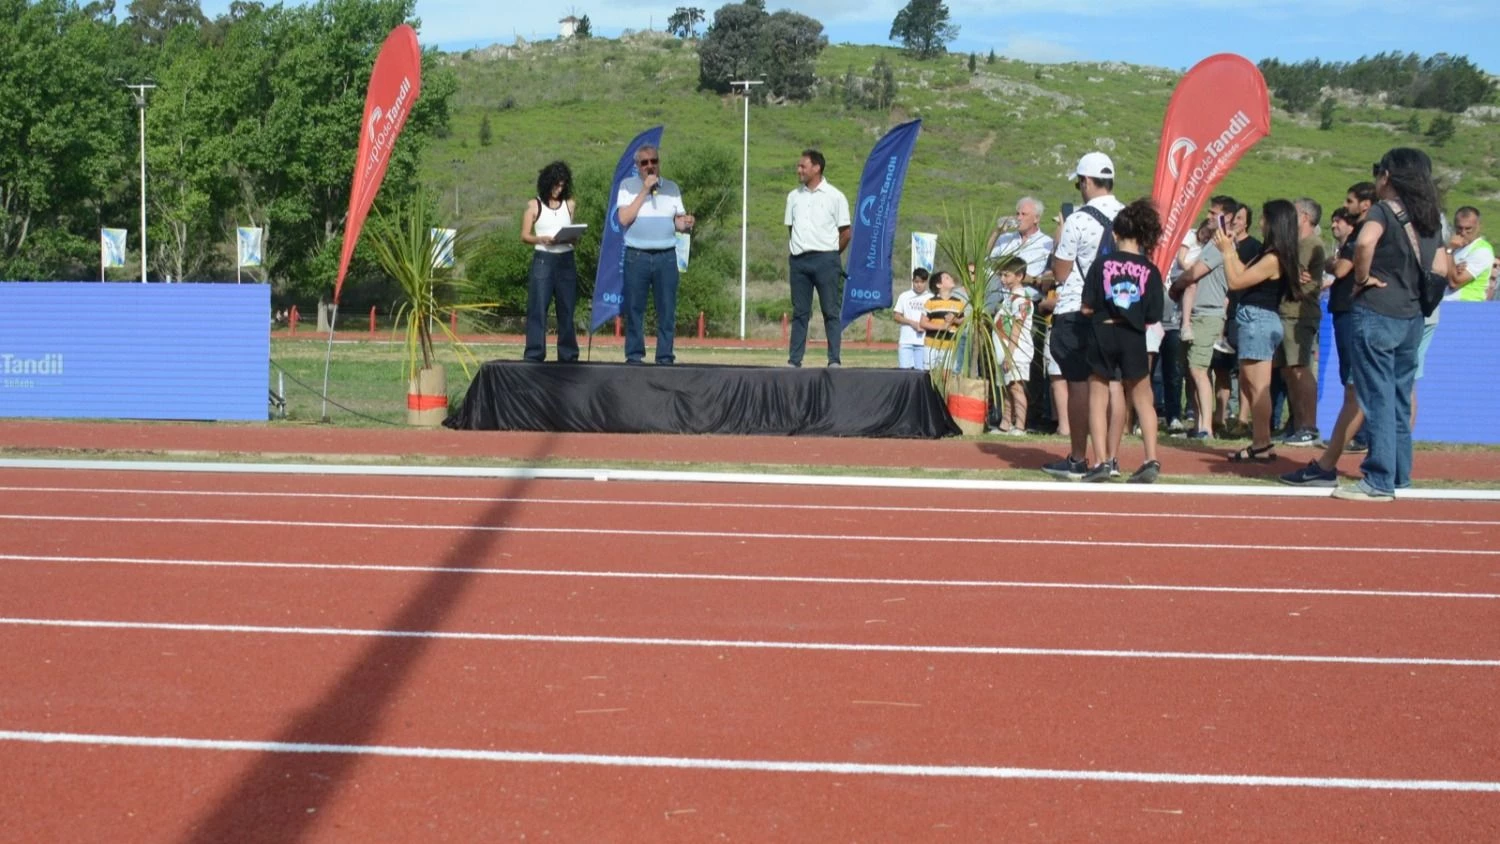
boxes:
[1076,205,1116,277]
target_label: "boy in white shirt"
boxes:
[893,268,932,369]
[992,256,1034,433]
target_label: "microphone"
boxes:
[649,183,658,197]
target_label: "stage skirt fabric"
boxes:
[444,360,960,439]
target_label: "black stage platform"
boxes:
[445,360,960,438]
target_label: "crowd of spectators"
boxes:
[894,147,1492,497]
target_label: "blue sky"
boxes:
[200,1,1500,74]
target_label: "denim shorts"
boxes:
[1234,305,1284,362]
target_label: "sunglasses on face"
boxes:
[637,158,659,166]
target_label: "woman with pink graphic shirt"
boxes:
[1079,199,1165,483]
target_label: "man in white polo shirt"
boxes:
[616,144,695,364]
[784,149,852,368]
[1042,152,1125,480]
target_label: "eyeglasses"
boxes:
[637,157,659,166]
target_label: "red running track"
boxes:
[1,468,1498,842]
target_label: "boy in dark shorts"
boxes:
[1080,199,1165,483]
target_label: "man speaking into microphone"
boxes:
[616,144,695,365]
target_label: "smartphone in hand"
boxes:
[1060,202,1074,219]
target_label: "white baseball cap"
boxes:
[1068,152,1116,181]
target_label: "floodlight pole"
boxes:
[123,82,156,283]
[729,79,763,340]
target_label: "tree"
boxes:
[1406,114,1422,134]
[478,113,492,146]
[889,0,958,60]
[1318,97,1336,130]
[667,6,705,38]
[698,3,825,101]
[574,14,591,39]
[125,0,208,47]
[757,10,826,101]
[0,0,131,278]
[986,48,995,65]
[1426,114,1456,146]
[698,3,768,94]
[967,51,975,73]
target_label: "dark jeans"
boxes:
[524,251,579,362]
[623,247,679,364]
[1349,304,1423,494]
[1156,328,1183,422]
[788,251,843,366]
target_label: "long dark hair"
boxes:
[1112,198,1163,254]
[1258,199,1303,302]
[536,160,573,203]
[1377,148,1440,237]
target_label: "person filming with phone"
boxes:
[616,144,695,365]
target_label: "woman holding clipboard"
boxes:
[521,161,585,362]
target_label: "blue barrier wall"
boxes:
[1315,303,1499,445]
[0,282,269,421]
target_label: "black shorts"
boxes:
[1088,321,1150,382]
[1048,312,1093,382]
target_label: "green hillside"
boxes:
[423,32,1500,333]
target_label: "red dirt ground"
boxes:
[3,419,1498,484]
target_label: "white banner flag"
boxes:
[911,232,937,275]
[101,228,128,269]
[431,227,456,269]
[237,227,264,268]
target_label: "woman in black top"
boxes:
[1335,148,1451,500]
[1219,199,1300,462]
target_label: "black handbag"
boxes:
[1380,200,1447,317]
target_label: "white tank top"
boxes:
[533,198,573,254]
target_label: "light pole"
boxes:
[729,79,763,340]
[122,81,156,283]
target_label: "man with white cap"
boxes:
[1042,151,1126,480]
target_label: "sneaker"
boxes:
[1127,460,1161,484]
[1108,458,1122,478]
[1279,460,1337,487]
[1166,418,1187,434]
[1081,462,1114,483]
[1281,428,1320,447]
[985,425,1007,435]
[1331,479,1395,502]
[1007,427,1027,437]
[827,361,841,368]
[1346,436,1369,453]
[1042,456,1088,480]
[1186,429,1211,441]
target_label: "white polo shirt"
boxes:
[616,177,685,250]
[1053,194,1125,315]
[988,229,1055,278]
[785,179,851,256]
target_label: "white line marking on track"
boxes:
[2,729,1497,792]
[1,513,1494,557]
[2,617,1495,667]
[4,485,1497,527]
[4,458,1500,501]
[3,553,1496,601]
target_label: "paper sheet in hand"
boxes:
[550,224,588,245]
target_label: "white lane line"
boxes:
[4,485,1497,527]
[2,729,1497,792]
[3,553,1496,601]
[4,457,1500,501]
[1,513,1495,557]
[2,618,1495,667]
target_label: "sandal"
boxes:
[1228,443,1277,463]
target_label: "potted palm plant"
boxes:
[363,190,486,426]
[928,205,1004,435]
